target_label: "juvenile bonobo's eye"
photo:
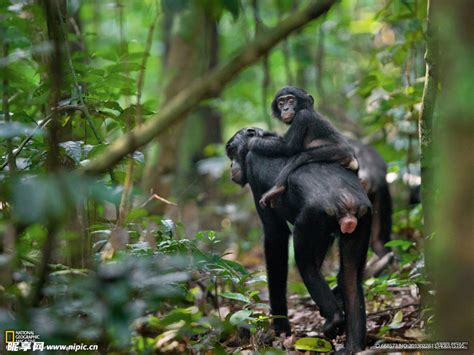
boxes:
[288,98,295,105]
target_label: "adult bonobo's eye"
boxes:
[246,128,257,137]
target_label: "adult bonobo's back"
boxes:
[226,127,372,353]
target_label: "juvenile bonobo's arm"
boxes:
[249,111,310,157]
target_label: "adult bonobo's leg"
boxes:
[338,213,371,352]
[258,208,292,335]
[293,208,344,338]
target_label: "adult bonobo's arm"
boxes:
[257,206,292,335]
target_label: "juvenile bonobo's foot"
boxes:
[348,157,359,171]
[322,312,344,339]
[259,185,286,208]
[273,318,292,336]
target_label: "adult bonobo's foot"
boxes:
[322,312,344,339]
[273,318,292,336]
[259,185,286,208]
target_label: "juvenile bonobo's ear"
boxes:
[308,94,315,107]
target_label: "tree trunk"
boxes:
[141,4,220,214]
[418,0,439,237]
[429,0,474,345]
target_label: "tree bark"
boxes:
[81,0,338,175]
[430,0,474,345]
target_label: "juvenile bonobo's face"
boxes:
[225,127,263,186]
[277,94,297,123]
[271,86,314,125]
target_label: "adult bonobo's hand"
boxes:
[226,127,372,353]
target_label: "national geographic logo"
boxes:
[3,330,40,343]
[5,330,15,343]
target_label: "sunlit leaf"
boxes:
[294,337,333,352]
[229,309,252,325]
[221,292,251,304]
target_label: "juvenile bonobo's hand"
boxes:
[348,157,359,171]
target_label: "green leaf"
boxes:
[294,337,333,352]
[385,239,413,251]
[389,310,405,329]
[221,292,251,304]
[229,309,252,325]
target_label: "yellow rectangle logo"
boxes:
[5,330,15,343]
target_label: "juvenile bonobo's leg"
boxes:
[259,185,286,208]
[260,146,358,209]
[293,212,344,338]
[260,213,292,335]
[338,214,371,353]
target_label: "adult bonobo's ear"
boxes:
[245,128,257,137]
[308,94,315,107]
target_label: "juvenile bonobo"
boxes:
[226,127,371,353]
[249,87,358,210]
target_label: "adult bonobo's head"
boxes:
[271,86,315,124]
[225,127,265,186]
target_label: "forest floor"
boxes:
[228,245,425,353]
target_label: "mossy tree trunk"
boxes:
[429,0,474,344]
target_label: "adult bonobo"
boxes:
[226,127,372,353]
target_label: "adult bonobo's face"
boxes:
[225,127,264,186]
[271,86,315,125]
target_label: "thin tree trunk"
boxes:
[31,0,65,307]
[418,0,439,236]
[1,42,17,172]
[141,4,211,213]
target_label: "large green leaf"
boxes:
[294,337,333,352]
[221,292,251,304]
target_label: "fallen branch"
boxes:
[364,251,394,279]
[80,0,338,175]
[367,334,416,344]
[368,302,419,318]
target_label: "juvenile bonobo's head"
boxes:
[271,86,315,124]
[225,127,265,186]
